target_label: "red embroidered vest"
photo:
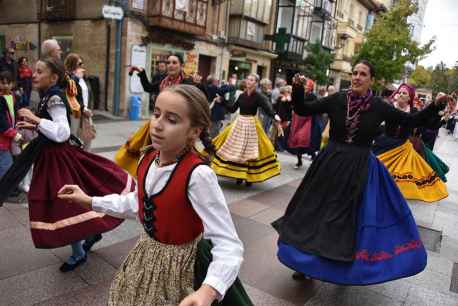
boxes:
[137,149,205,245]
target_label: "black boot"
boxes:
[82,234,102,253]
[294,155,303,169]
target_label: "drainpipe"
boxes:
[113,0,128,116]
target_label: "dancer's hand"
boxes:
[57,185,92,208]
[178,285,218,306]
[18,108,41,125]
[435,93,448,108]
[16,121,36,130]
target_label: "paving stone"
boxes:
[74,253,117,285]
[409,201,437,226]
[0,264,87,306]
[305,284,403,306]
[34,280,111,306]
[0,226,60,280]
[228,198,270,218]
[95,236,139,268]
[243,283,295,306]
[232,214,275,246]
[367,278,412,301]
[240,232,318,305]
[426,251,454,277]
[247,188,294,208]
[4,204,30,226]
[418,225,443,253]
[0,207,23,231]
[405,268,452,294]
[250,207,285,226]
[404,284,458,306]
[440,236,458,263]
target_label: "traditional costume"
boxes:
[283,81,323,165]
[92,148,253,306]
[211,90,280,183]
[115,72,205,177]
[273,85,444,285]
[373,84,448,202]
[0,85,133,248]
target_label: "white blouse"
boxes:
[37,95,71,142]
[92,162,244,299]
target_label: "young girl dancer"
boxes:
[58,85,252,306]
[0,57,134,271]
[211,73,281,186]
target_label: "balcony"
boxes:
[337,21,356,40]
[40,0,76,21]
[313,0,333,20]
[148,0,208,36]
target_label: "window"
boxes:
[132,0,145,10]
[53,36,73,59]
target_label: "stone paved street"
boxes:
[1,119,458,306]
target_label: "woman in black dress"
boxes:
[273,60,447,285]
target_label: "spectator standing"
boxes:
[41,39,63,60]
[259,78,273,134]
[0,48,18,82]
[0,71,22,180]
[148,60,167,110]
[17,57,33,107]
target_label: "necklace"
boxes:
[154,147,190,167]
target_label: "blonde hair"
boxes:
[162,85,215,155]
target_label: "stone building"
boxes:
[330,0,381,90]
[270,0,337,83]
[0,0,281,117]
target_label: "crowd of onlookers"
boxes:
[0,39,96,190]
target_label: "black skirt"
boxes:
[273,141,370,262]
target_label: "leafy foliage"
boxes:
[354,0,434,89]
[408,65,432,88]
[303,42,334,85]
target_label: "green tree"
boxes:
[354,0,434,89]
[408,65,432,88]
[431,62,449,95]
[446,65,458,93]
[303,42,334,85]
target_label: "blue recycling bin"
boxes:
[128,96,142,120]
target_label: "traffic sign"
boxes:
[102,5,124,20]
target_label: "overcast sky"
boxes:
[419,0,458,69]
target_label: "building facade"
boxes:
[0,0,279,117]
[330,0,380,90]
[269,0,337,83]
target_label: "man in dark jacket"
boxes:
[0,48,18,84]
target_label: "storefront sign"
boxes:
[102,5,124,20]
[130,45,147,93]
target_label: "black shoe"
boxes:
[236,179,243,185]
[82,234,102,253]
[59,255,87,272]
[245,181,252,187]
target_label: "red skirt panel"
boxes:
[287,113,312,149]
[28,143,135,248]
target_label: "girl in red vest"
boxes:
[58,85,252,306]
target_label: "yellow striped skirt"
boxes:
[211,115,280,183]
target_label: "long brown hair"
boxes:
[64,53,81,73]
[162,85,215,157]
